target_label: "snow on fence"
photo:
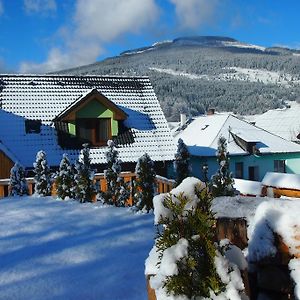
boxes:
[0,172,175,203]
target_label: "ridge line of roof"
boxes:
[0,74,150,79]
[208,114,231,148]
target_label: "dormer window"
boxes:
[25,119,41,134]
[76,118,111,146]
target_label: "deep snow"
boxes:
[0,196,154,300]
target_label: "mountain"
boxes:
[58,36,300,121]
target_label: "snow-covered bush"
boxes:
[9,162,28,196]
[33,150,51,196]
[74,144,96,203]
[134,153,156,212]
[55,154,74,200]
[146,177,246,300]
[102,140,129,206]
[173,138,190,186]
[211,136,235,197]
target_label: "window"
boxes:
[235,162,244,179]
[25,119,41,134]
[248,166,259,181]
[274,160,286,173]
[76,118,111,146]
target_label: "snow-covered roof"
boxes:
[234,178,262,196]
[173,113,300,156]
[262,172,300,190]
[0,74,176,167]
[247,101,300,142]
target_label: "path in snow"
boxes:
[0,196,154,300]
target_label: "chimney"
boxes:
[180,113,187,126]
[207,108,215,115]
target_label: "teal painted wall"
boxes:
[68,99,118,136]
[168,152,300,182]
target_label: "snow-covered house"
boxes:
[171,113,300,182]
[0,74,176,179]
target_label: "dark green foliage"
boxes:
[210,136,235,197]
[55,154,74,200]
[33,150,51,196]
[134,153,156,212]
[174,138,190,186]
[74,144,96,203]
[9,162,28,196]
[156,184,224,298]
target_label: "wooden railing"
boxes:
[0,172,175,204]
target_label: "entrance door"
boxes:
[248,166,259,181]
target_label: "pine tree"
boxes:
[74,144,96,203]
[134,153,156,212]
[9,162,28,196]
[173,138,190,186]
[55,154,74,200]
[210,136,235,197]
[155,182,224,298]
[33,150,51,196]
[103,140,129,206]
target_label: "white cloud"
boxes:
[0,0,4,16]
[169,0,220,29]
[19,0,159,73]
[24,0,57,14]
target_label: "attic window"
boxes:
[25,119,41,134]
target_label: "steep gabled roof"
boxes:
[174,113,300,156]
[0,74,176,167]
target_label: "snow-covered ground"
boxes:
[0,196,154,300]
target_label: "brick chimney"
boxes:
[207,108,215,115]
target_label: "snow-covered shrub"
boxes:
[9,162,28,196]
[134,153,156,212]
[146,177,246,300]
[74,144,96,203]
[55,154,74,200]
[33,150,51,196]
[102,140,129,206]
[210,136,235,197]
[173,138,190,186]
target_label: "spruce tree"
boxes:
[155,182,224,298]
[9,162,28,196]
[33,150,51,196]
[173,138,190,186]
[55,154,74,200]
[103,140,129,206]
[74,144,96,203]
[210,136,235,197]
[134,153,156,212]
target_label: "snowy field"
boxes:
[0,196,154,300]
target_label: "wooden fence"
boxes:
[0,172,175,204]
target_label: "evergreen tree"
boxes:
[55,154,74,200]
[103,140,129,206]
[210,136,235,197]
[134,153,156,212]
[9,162,28,196]
[155,182,224,298]
[173,138,190,186]
[74,144,96,203]
[33,150,51,196]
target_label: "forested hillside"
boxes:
[58,36,300,120]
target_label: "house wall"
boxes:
[67,99,118,136]
[168,152,300,182]
[0,151,14,179]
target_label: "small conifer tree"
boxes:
[74,144,96,203]
[174,138,190,186]
[9,162,28,196]
[55,154,74,200]
[102,140,130,206]
[155,182,224,298]
[134,153,156,212]
[210,136,234,197]
[33,150,51,196]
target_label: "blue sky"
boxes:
[0,0,300,73]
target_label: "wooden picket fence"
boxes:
[0,172,175,204]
